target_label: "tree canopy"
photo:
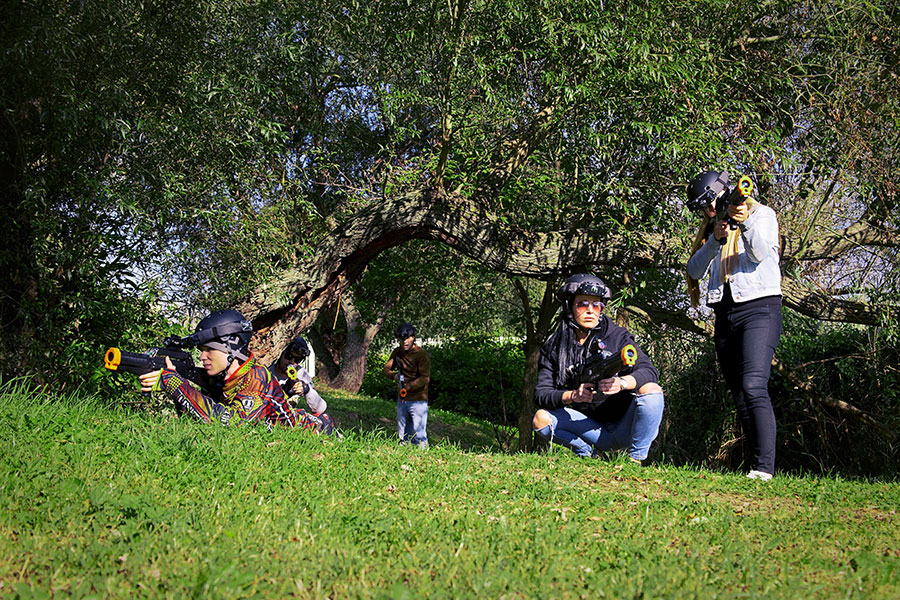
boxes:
[2,0,898,388]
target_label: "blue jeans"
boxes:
[714,298,782,474]
[533,392,665,460]
[397,400,428,447]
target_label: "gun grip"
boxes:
[621,344,638,367]
[104,348,122,371]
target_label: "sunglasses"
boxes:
[574,300,604,310]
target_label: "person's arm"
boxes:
[534,344,568,409]
[736,204,779,264]
[158,369,225,423]
[686,232,721,280]
[383,350,398,379]
[296,367,327,414]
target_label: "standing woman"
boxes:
[686,171,783,481]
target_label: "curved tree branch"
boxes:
[237,187,677,358]
[780,277,889,325]
[239,188,898,359]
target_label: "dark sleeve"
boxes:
[404,349,431,394]
[383,348,398,379]
[618,332,659,390]
[534,342,567,410]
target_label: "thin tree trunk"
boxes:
[513,278,558,452]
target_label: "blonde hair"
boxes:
[686,198,757,308]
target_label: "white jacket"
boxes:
[687,203,782,304]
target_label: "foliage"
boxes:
[773,312,900,476]
[0,1,316,380]
[361,337,525,426]
[643,309,900,478]
[638,324,734,466]
[362,243,526,342]
[1,380,899,598]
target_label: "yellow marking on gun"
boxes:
[104,347,122,371]
[286,364,299,380]
[621,344,638,367]
[737,175,753,198]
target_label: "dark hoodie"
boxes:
[534,314,659,423]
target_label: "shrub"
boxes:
[647,310,900,478]
[361,337,524,425]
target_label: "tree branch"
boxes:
[237,188,675,359]
[780,277,888,325]
[791,221,900,261]
[772,357,895,440]
[473,100,559,200]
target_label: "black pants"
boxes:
[713,295,782,474]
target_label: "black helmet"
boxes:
[283,336,310,361]
[686,170,730,212]
[186,309,253,364]
[395,322,417,339]
[556,274,611,304]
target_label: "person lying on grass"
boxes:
[533,274,665,464]
[138,308,324,431]
[269,336,336,435]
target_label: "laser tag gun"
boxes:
[285,364,310,396]
[394,359,407,399]
[103,336,207,388]
[715,171,754,236]
[565,344,638,399]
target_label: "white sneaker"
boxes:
[747,470,773,481]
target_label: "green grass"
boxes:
[0,379,898,599]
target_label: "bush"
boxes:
[640,326,737,467]
[0,281,186,401]
[647,310,900,478]
[361,337,524,425]
[771,311,900,477]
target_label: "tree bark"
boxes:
[305,289,399,392]
[512,279,558,452]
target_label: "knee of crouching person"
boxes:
[637,382,663,396]
[532,409,552,430]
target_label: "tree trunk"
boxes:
[513,279,558,452]
[328,292,386,393]
[306,318,342,382]
[305,290,396,393]
[329,331,371,392]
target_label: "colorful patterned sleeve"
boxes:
[158,370,226,424]
[230,365,297,428]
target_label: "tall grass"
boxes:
[0,379,897,598]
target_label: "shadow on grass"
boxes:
[320,385,509,453]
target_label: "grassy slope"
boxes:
[0,380,897,599]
